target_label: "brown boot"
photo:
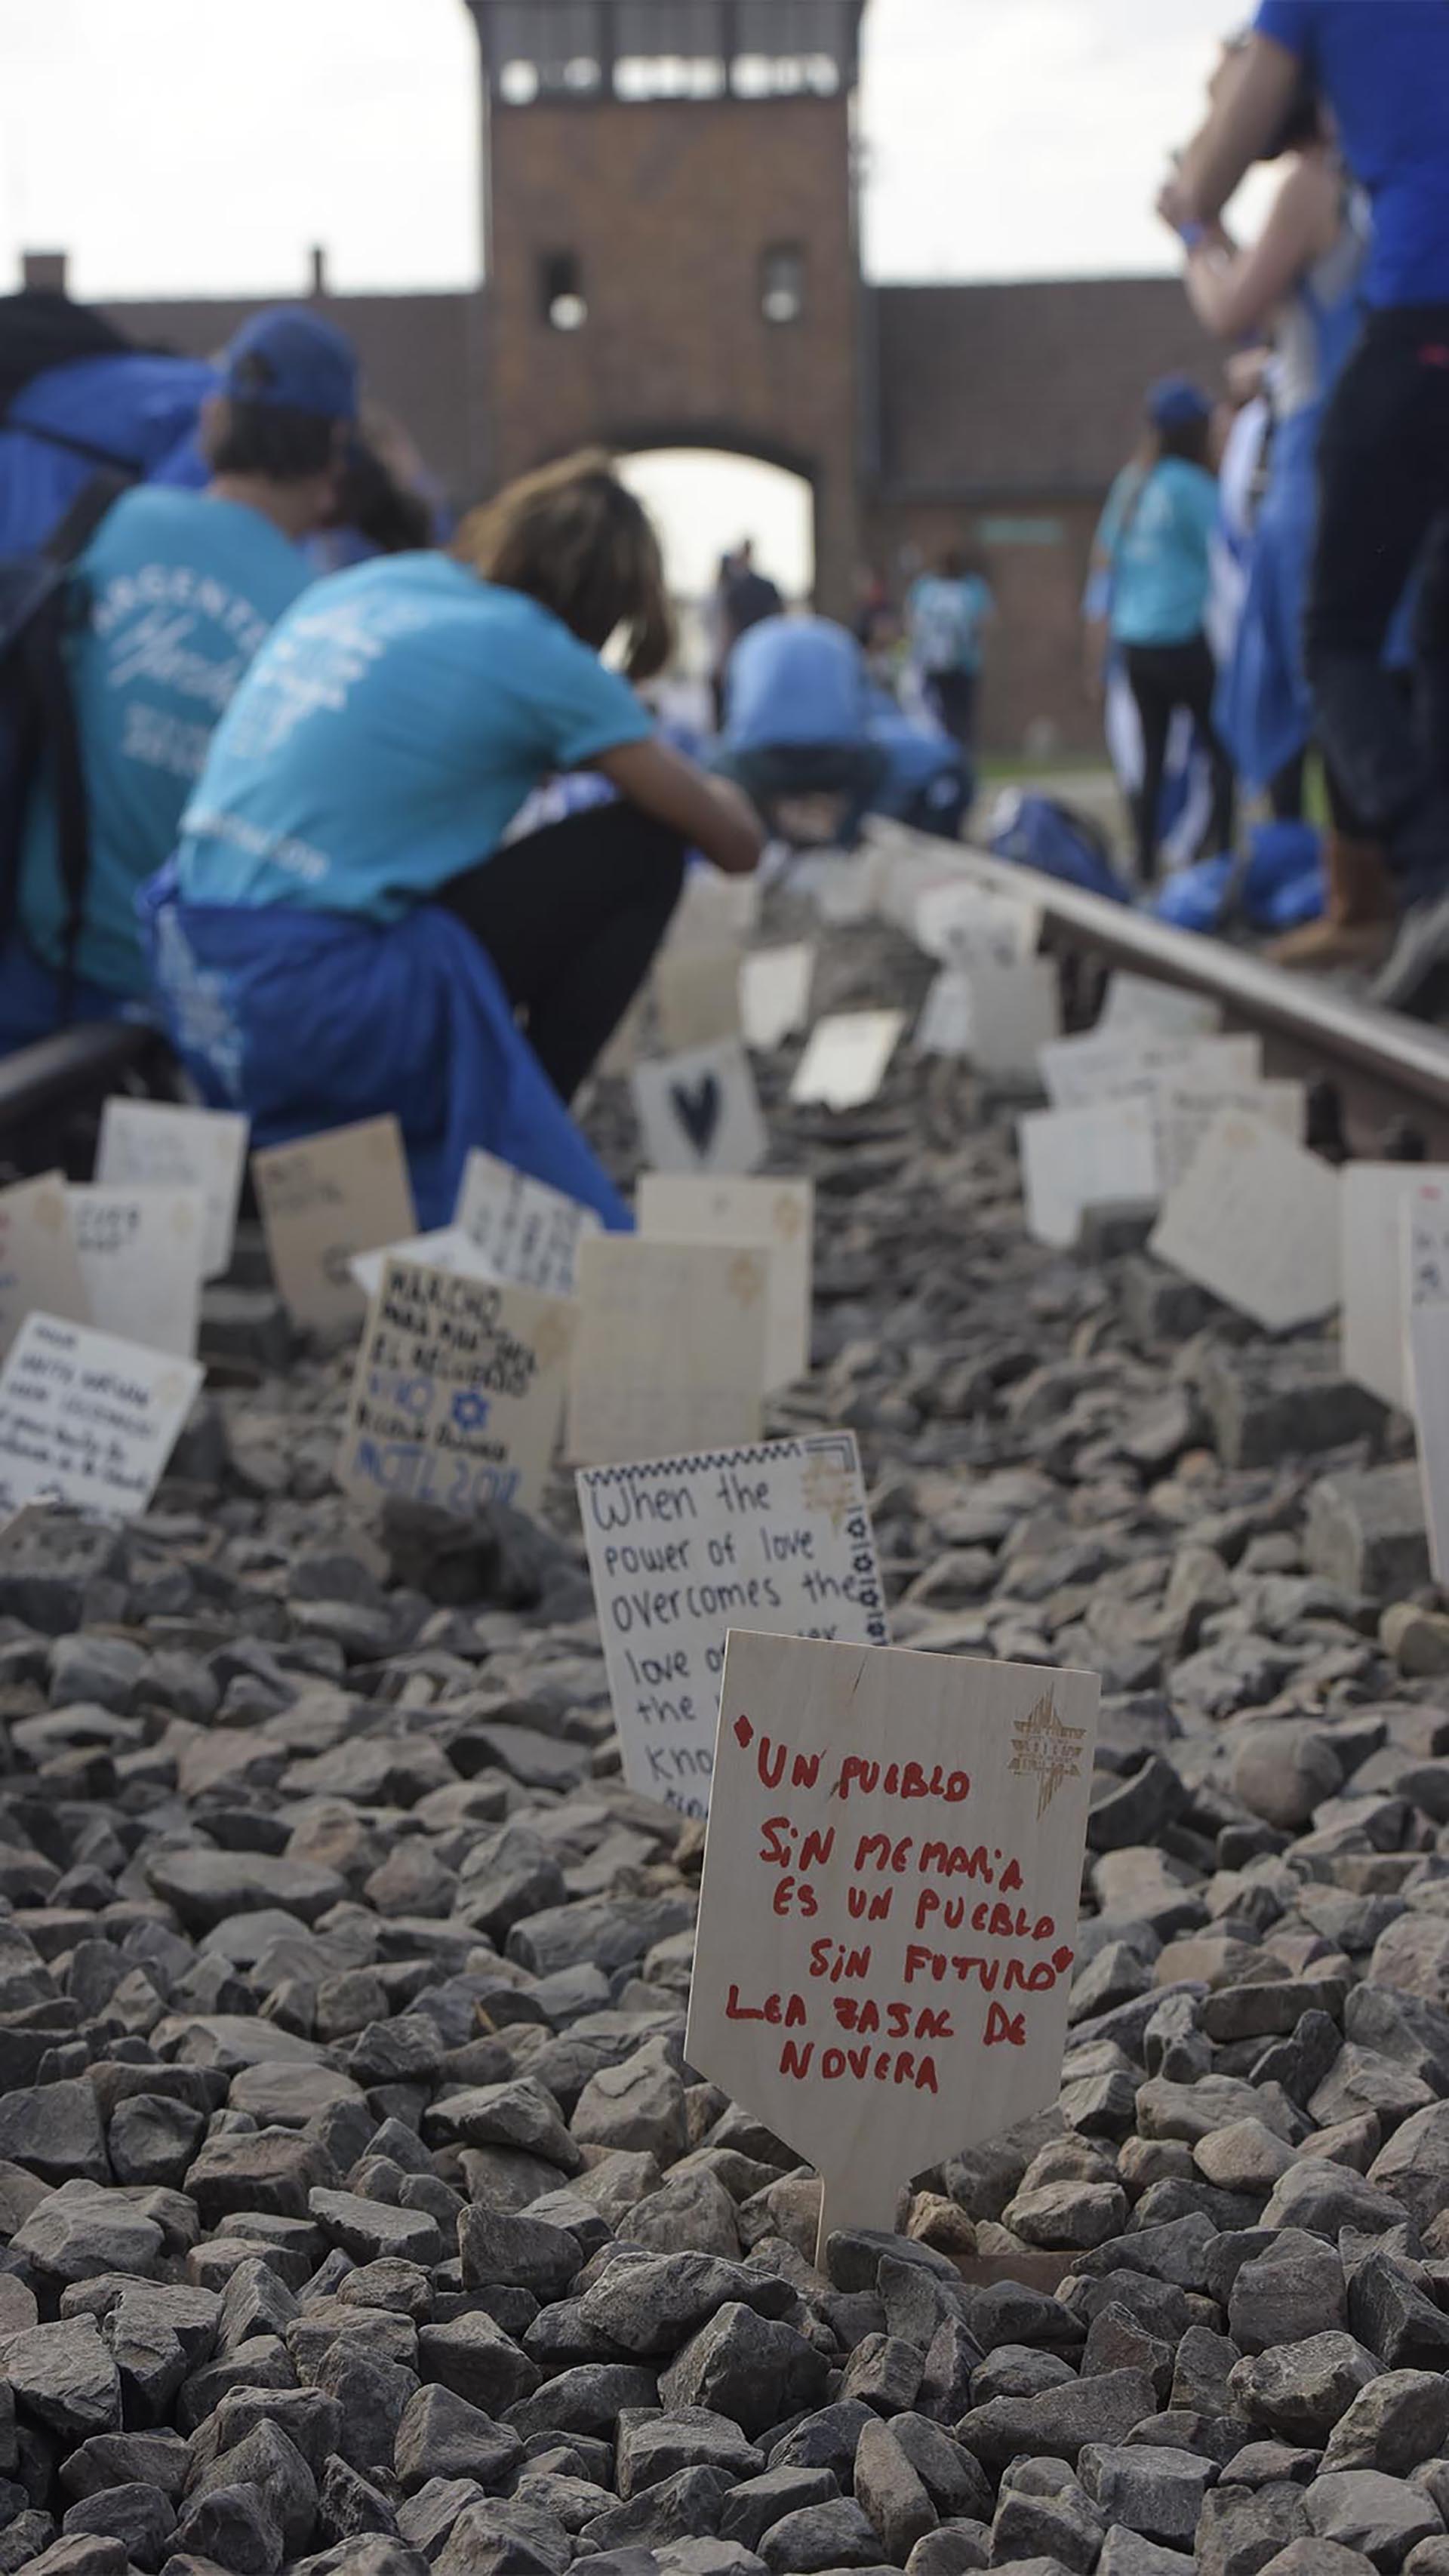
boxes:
[1266,832,1394,969]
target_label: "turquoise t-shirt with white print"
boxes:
[20,484,310,997]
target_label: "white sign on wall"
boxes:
[686,1631,1099,2254]
[577,1433,888,1817]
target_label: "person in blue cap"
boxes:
[1092,375,1235,885]
[0,304,358,1051]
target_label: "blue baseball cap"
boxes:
[221,306,359,422]
[1148,374,1213,431]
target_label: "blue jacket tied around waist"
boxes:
[141,868,632,1236]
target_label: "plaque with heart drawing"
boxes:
[632,1039,768,1175]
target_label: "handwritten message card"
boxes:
[1100,972,1223,1039]
[578,1435,888,1817]
[67,1186,205,1359]
[1403,1182,1449,1577]
[638,1173,814,1391]
[337,1257,576,1519]
[741,944,816,1053]
[792,1011,906,1111]
[914,971,973,1060]
[567,1237,769,1466]
[654,947,743,1054]
[454,1151,598,1299]
[968,959,1062,1079]
[913,880,1040,969]
[1150,1109,1340,1332]
[1041,1031,1261,1113]
[253,1116,417,1331]
[0,1313,202,1518]
[1020,1101,1158,1249]
[666,867,761,954]
[632,1039,768,1177]
[687,1632,1099,2252]
[0,1174,90,1357]
[1154,1076,1306,1197]
[1339,1164,1449,1412]
[349,1226,500,1302]
[96,1097,249,1281]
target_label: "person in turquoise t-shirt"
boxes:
[1095,376,1235,885]
[5,306,359,1042]
[173,451,763,1105]
[905,547,996,749]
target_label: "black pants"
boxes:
[1306,305,1449,898]
[438,800,685,1102]
[924,669,978,749]
[1122,633,1236,883]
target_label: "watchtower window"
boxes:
[540,251,589,331]
[761,245,806,326]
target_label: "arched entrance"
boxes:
[615,444,816,714]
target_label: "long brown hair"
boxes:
[452,450,673,680]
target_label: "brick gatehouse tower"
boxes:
[464,0,868,612]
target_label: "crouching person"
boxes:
[143,453,764,1228]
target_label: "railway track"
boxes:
[871,818,1449,1165]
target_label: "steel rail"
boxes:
[870,822,1449,1137]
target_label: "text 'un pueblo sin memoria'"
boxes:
[724,1713,1072,2090]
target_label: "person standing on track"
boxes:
[1164,0,1449,1013]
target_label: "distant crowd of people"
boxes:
[0,286,991,1220]
[1087,1,1449,1010]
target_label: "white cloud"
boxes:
[0,0,1248,299]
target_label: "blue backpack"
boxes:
[988,790,1133,906]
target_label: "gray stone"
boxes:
[1080,2445,1217,2547]
[1229,2333,1381,2443]
[1302,2471,1444,2571]
[1306,1467,1431,1601]
[660,2304,831,2436]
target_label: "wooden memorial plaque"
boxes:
[638,1173,813,1392]
[1154,1078,1306,1197]
[577,1433,888,1817]
[654,946,744,1054]
[1149,1109,1340,1332]
[0,1313,202,1518]
[792,1011,906,1111]
[969,960,1062,1079]
[1019,1103,1158,1249]
[0,1174,90,1358]
[567,1236,770,1466]
[67,1186,206,1359]
[686,1632,1099,2256]
[97,1097,250,1281]
[1040,1032,1260,1113]
[253,1116,416,1331]
[1340,1165,1449,1414]
[349,1226,500,1302]
[741,944,816,1052]
[454,1150,599,1298]
[914,971,974,1060]
[1100,973,1222,1039]
[632,1039,768,1176]
[337,1256,576,1519]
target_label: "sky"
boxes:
[2,0,1254,300]
[0,0,1260,592]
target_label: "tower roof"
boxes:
[467,0,866,103]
